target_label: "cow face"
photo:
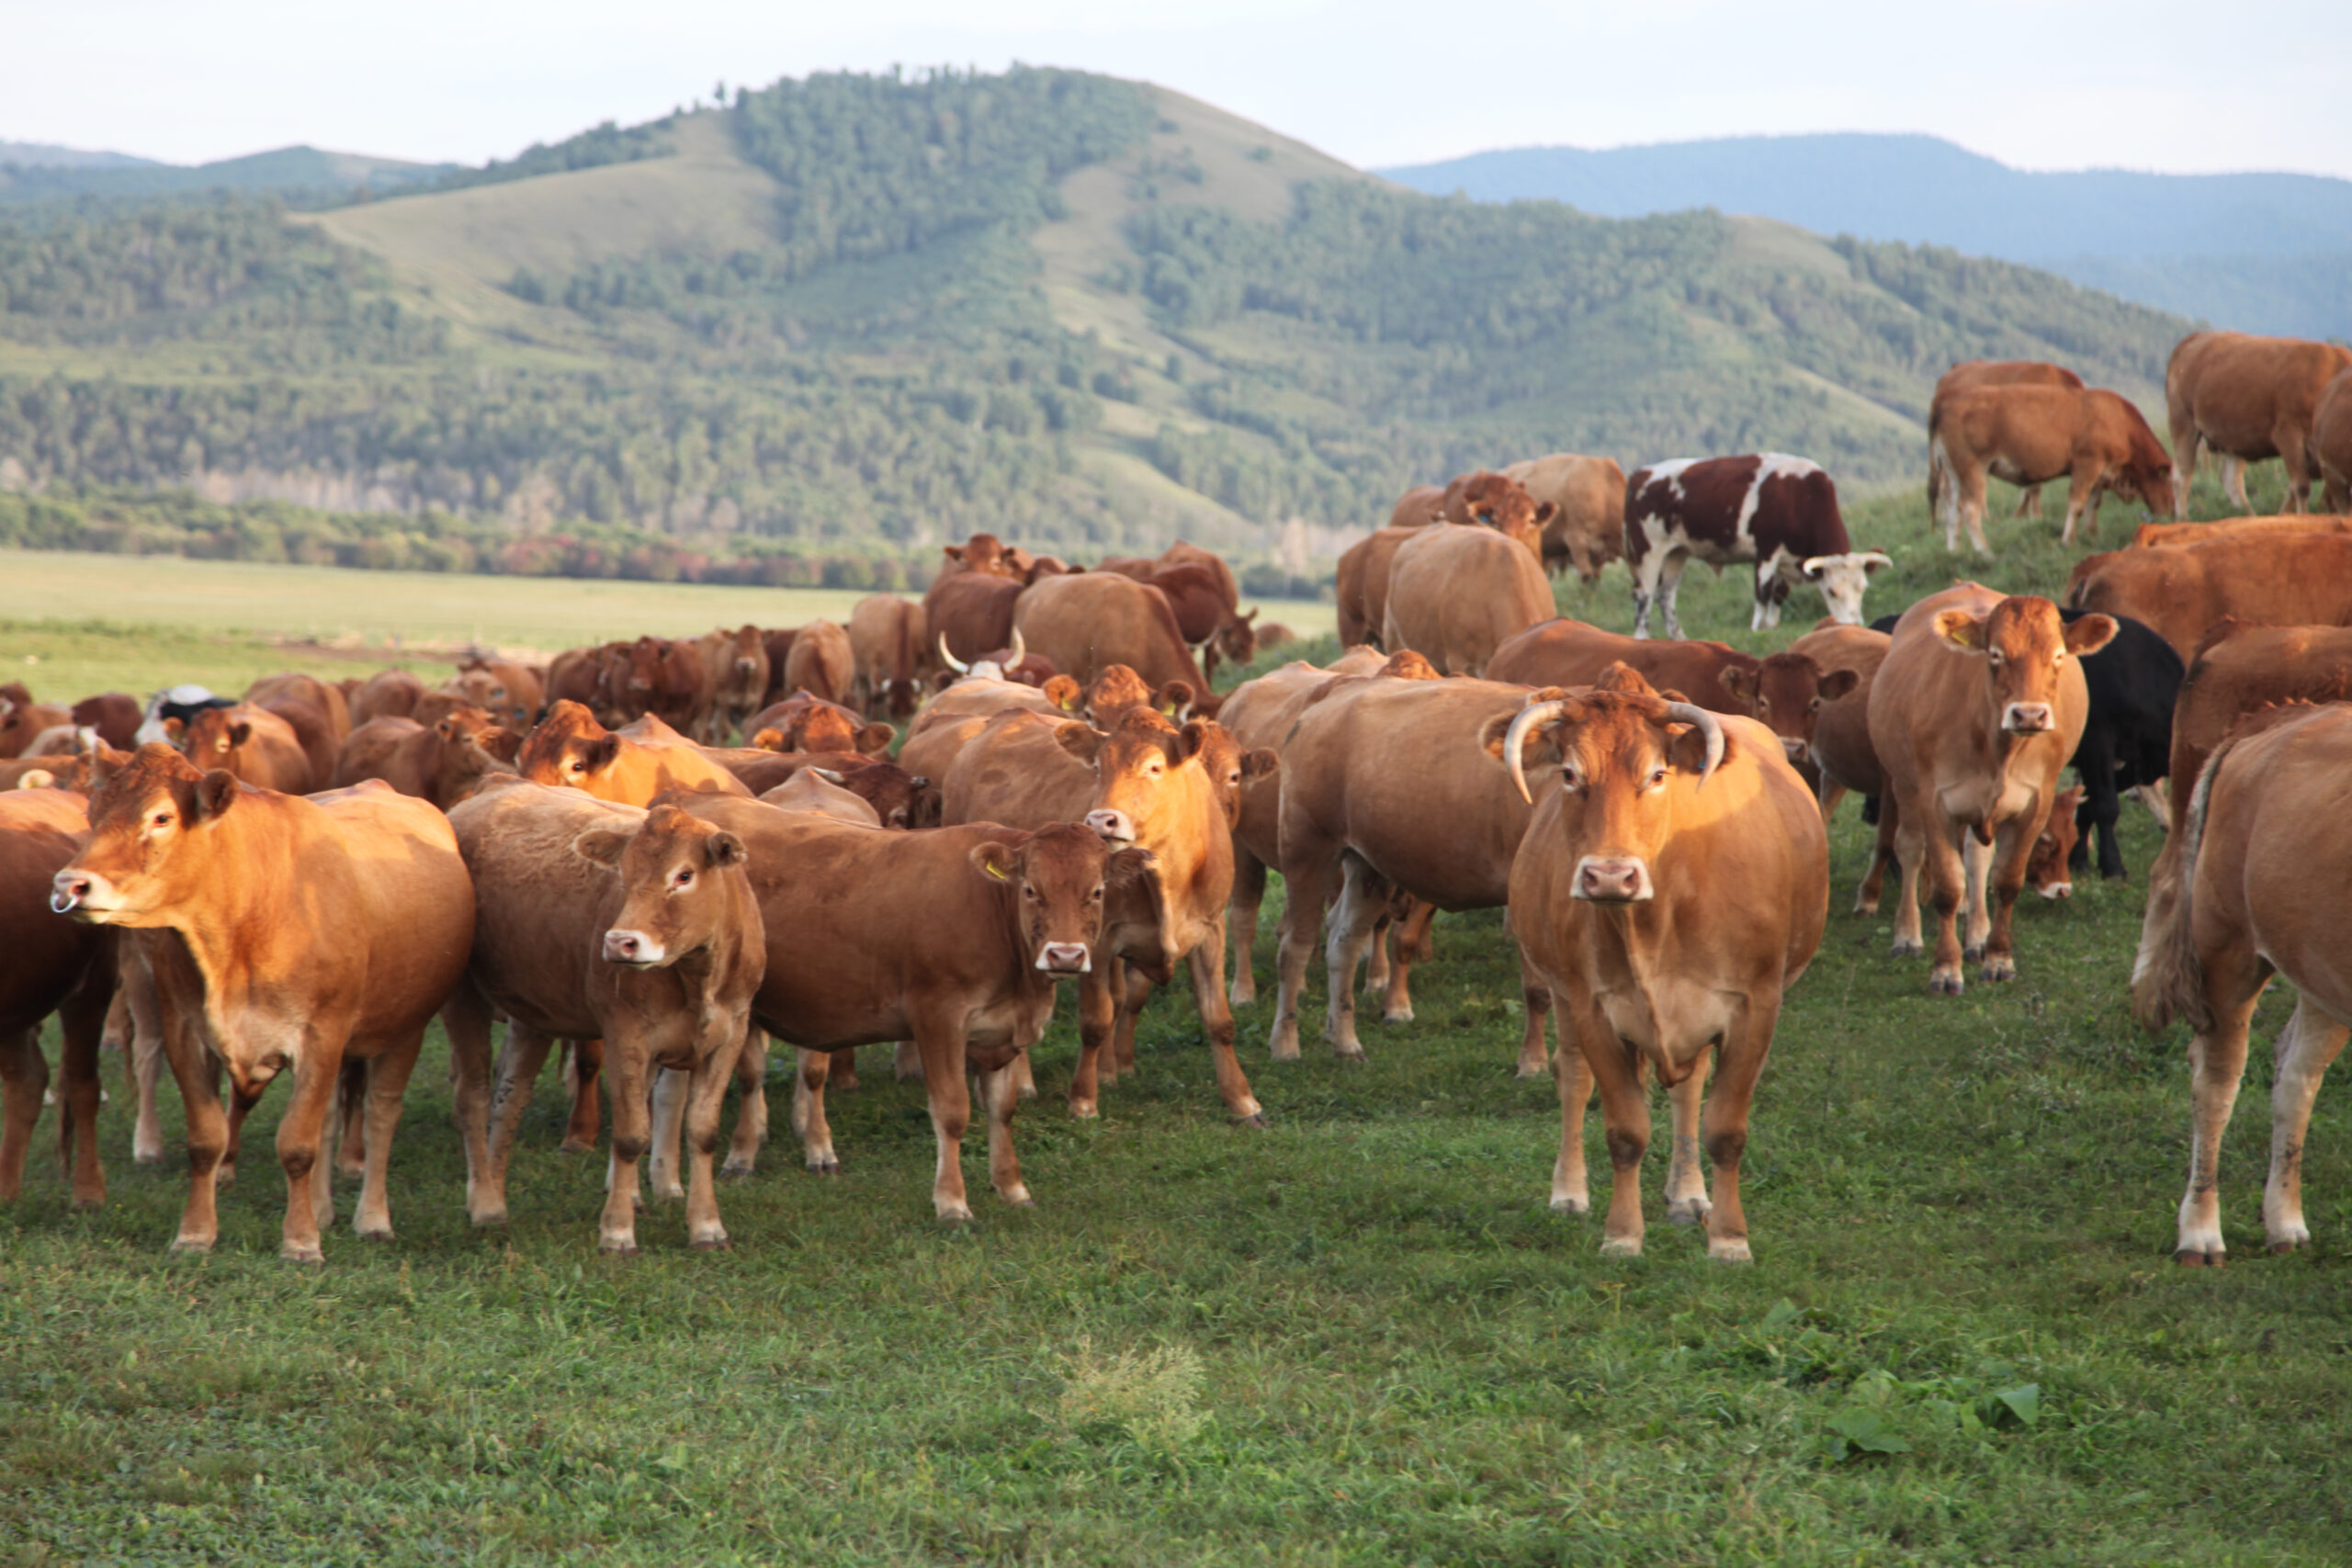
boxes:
[1932,599,2117,735]
[1484,686,1725,905]
[1062,712,1270,845]
[833,760,933,829]
[517,700,623,789]
[969,822,1123,976]
[2121,457,2175,514]
[943,534,1021,579]
[181,707,256,765]
[447,667,515,727]
[51,744,238,925]
[1213,608,1260,671]
[1799,552,1894,626]
[576,804,752,968]
[435,707,520,797]
[2025,785,2085,900]
[1721,655,1860,762]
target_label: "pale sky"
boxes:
[5,0,2347,179]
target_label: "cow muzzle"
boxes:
[2036,879,2074,901]
[1084,809,1136,844]
[603,929,666,965]
[1573,856,1654,903]
[1780,738,1808,763]
[1036,942,1091,975]
[2002,703,2054,734]
[50,870,115,919]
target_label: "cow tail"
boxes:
[2130,732,2230,1035]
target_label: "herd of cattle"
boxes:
[4,327,2352,1269]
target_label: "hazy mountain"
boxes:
[1378,133,2352,338]
[0,140,162,171]
[0,144,450,205]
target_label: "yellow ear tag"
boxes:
[985,862,1009,881]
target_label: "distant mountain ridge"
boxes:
[1377,133,2352,338]
[0,144,449,204]
[0,141,162,171]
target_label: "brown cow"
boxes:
[2167,331,2352,515]
[2130,514,2349,547]
[543,647,610,718]
[517,703,750,804]
[445,784,764,1251]
[1099,544,1257,675]
[2132,702,2352,1263]
[350,669,427,725]
[0,700,70,759]
[68,694,141,750]
[741,693,893,757]
[448,657,544,734]
[784,619,854,707]
[760,769,882,826]
[2163,622,2352,820]
[713,751,930,827]
[1439,470,1555,557]
[1868,584,2114,994]
[331,709,519,808]
[2024,785,2086,901]
[1780,624,1897,910]
[180,704,312,793]
[2066,531,2352,662]
[1012,573,1212,706]
[1387,483,1445,530]
[51,750,473,1260]
[247,673,352,741]
[1268,673,1556,1075]
[681,799,1161,1216]
[0,788,118,1208]
[1334,527,1416,649]
[1504,453,1626,582]
[2313,368,2352,515]
[1928,360,2086,523]
[1929,385,2174,549]
[1720,649,1863,771]
[1490,670,1826,1260]
[695,625,773,743]
[846,597,925,720]
[1487,619,1760,720]
[1382,523,1555,677]
[923,571,1026,672]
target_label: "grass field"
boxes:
[4,467,2346,1565]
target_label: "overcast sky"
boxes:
[6,0,2347,179]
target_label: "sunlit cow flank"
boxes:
[2064,530,2352,663]
[517,701,751,803]
[1382,523,1555,677]
[2165,330,2352,515]
[1928,384,2173,550]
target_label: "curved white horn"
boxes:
[938,633,969,674]
[1500,699,1569,806]
[1661,702,1725,787]
[1857,551,1894,570]
[1007,626,1025,663]
[1801,555,1830,579]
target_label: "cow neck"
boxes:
[170,800,354,1016]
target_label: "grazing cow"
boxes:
[0,789,118,1208]
[1504,453,1627,582]
[180,704,313,793]
[845,598,925,720]
[1334,527,1417,649]
[2132,702,2352,1263]
[2130,514,2349,548]
[1928,360,2086,523]
[1488,619,1761,720]
[517,703,751,803]
[1382,524,1555,677]
[2065,530,2352,661]
[445,785,764,1252]
[2056,608,2181,881]
[684,799,1160,1216]
[67,694,141,750]
[2166,331,2352,514]
[1623,455,1890,637]
[1013,573,1212,708]
[2024,786,2086,900]
[51,749,473,1260]
[2163,622,2352,822]
[1928,385,2175,550]
[1491,669,1826,1260]
[1268,673,1556,1075]
[784,620,854,707]
[1098,544,1258,676]
[1868,585,2115,994]
[1252,623,1296,655]
[331,709,519,808]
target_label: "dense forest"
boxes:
[0,67,2192,578]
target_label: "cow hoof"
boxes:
[1889,937,1922,957]
[1237,1113,1269,1132]
[2104,871,2129,884]
[719,1160,755,1181]
[1707,1238,1754,1264]
[2174,1247,2224,1268]
[599,1239,640,1258]
[1962,942,1984,963]
[1852,898,1880,917]
[469,1209,509,1229]
[1980,956,2017,983]
[280,1244,326,1266]
[355,1224,393,1244]
[805,1157,840,1176]
[169,1235,215,1256]
[1001,1190,1035,1208]
[1550,1195,1590,1215]
[133,1149,164,1167]
[2269,1240,2303,1256]
[937,1204,976,1224]
[1069,1100,1100,1120]
[1383,1006,1414,1025]
[1928,968,1964,996]
[690,1236,732,1253]
[1016,1083,1037,1102]
[1598,1236,1643,1258]
[1666,1199,1711,1225]
[1517,1064,1550,1082]
[558,1136,596,1155]
[1331,1046,1366,1065]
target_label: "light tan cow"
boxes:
[1503,453,1627,582]
[1928,360,2086,523]
[2129,514,2349,548]
[2166,330,2352,514]
[1382,523,1555,676]
[783,620,855,707]
[1335,527,1417,649]
[1012,573,1211,704]
[845,597,926,720]
[1928,385,2173,549]
[515,703,752,804]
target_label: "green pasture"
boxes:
[4,465,2345,1564]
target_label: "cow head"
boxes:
[1718,654,1860,763]
[1454,472,1555,555]
[1379,649,1443,681]
[181,706,259,768]
[574,803,755,969]
[1799,552,1894,626]
[967,821,1149,977]
[1080,665,1193,728]
[1058,710,1274,846]
[517,700,623,790]
[2025,785,2085,899]
[1482,669,1725,905]
[1213,607,1260,672]
[51,744,242,925]
[831,759,933,829]
[433,706,520,802]
[1931,597,2116,736]
[942,534,1022,579]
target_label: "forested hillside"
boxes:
[0,68,2190,577]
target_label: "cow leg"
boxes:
[2013,484,2043,521]
[162,1013,227,1253]
[1962,831,1994,963]
[1227,844,1267,1007]
[1269,842,1338,1061]
[829,1047,862,1093]
[721,1026,768,1179]
[442,985,501,1225]
[912,1010,977,1221]
[123,944,167,1165]
[2262,998,2351,1253]
[1552,1043,1594,1213]
[1514,954,1552,1079]
[1385,899,1438,1025]
[1010,1050,1037,1102]
[1663,1051,1713,1225]
[0,1029,44,1203]
[1977,816,2037,984]
[1657,554,1691,642]
[1922,822,1970,993]
[1070,963,1115,1119]
[894,1040,922,1081]
[1577,1011,1650,1258]
[274,1048,343,1263]
[1188,930,1264,1125]
[982,1057,1032,1207]
[1322,854,1386,1058]
[1748,562,1780,632]
[2177,957,2267,1265]
[1700,994,1780,1263]
[1114,964,1153,1074]
[352,1040,420,1243]
[683,1036,745,1250]
[2169,427,2200,518]
[1629,547,1668,639]
[789,1047,839,1173]
[1859,790,1900,916]
[2221,455,2250,512]
[220,1078,260,1189]
[648,1067,688,1201]
[599,1043,651,1255]
[1887,807,1929,955]
[561,1037,605,1153]
[334,1055,369,1179]
[1815,777,1846,825]
[55,953,113,1210]
[2278,423,2317,513]
[481,1021,557,1227]
[2081,747,2128,882]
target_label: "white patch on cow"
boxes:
[1799,552,1888,626]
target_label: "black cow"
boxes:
[1623,454,1891,638]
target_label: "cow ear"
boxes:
[1479,711,1562,768]
[481,728,522,762]
[1177,720,1216,761]
[703,830,747,869]
[854,723,896,755]
[1718,667,1756,704]
[1055,723,1102,763]
[582,736,621,771]
[1043,676,1082,712]
[968,840,1017,884]
[1932,611,1986,652]
[195,769,238,821]
[1817,668,1861,703]
[228,721,252,747]
[2064,614,2119,657]
[1535,501,1558,525]
[1156,681,1196,717]
[943,545,965,563]
[1240,747,1279,782]
[751,728,786,751]
[571,826,632,868]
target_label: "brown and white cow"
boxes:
[0,788,118,1208]
[845,597,926,720]
[179,703,313,794]
[51,748,473,1260]
[331,708,519,808]
[2132,702,2352,1263]
[1867,585,2114,994]
[1487,619,1761,720]
[1503,453,1627,582]
[1382,523,1556,677]
[2166,331,2352,514]
[445,784,765,1252]
[1623,455,1889,638]
[1012,572,1213,707]
[1928,360,2086,524]
[1928,385,2174,550]
[517,703,752,804]
[2065,530,2352,662]
[1489,669,1826,1261]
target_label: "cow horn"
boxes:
[938,634,969,675]
[1661,702,1724,787]
[1007,626,1025,663]
[1500,699,1569,806]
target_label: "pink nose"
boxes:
[1040,942,1091,973]
[1574,856,1650,902]
[1085,809,1136,843]
[2004,704,2053,733]
[604,931,645,963]
[50,871,93,913]
[1781,738,1807,761]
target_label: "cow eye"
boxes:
[1646,766,1669,790]
[1089,886,1103,901]
[570,760,587,773]
[152,810,174,828]
[1559,764,1581,791]
[1987,651,2004,667]
[673,869,693,888]
[1807,696,1822,712]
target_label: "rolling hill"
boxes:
[0,143,449,205]
[1378,133,2352,339]
[0,71,2193,574]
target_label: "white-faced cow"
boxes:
[1623,455,1890,639]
